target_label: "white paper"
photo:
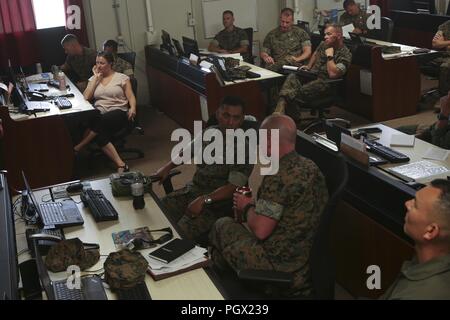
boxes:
[389,161,450,180]
[390,134,415,147]
[423,148,450,162]
[147,246,207,270]
[342,24,355,39]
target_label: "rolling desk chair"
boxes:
[236,132,349,299]
[117,52,137,70]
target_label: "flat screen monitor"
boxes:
[161,30,175,56]
[0,173,20,300]
[182,36,200,57]
[412,0,436,14]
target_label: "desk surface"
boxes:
[10,74,94,121]
[16,178,224,300]
[358,124,450,184]
[223,61,284,86]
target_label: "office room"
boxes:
[0,0,449,306]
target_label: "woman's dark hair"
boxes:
[96,51,115,65]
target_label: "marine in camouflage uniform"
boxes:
[209,151,329,297]
[429,21,450,95]
[112,54,134,77]
[261,26,311,72]
[161,126,254,243]
[339,9,369,34]
[65,46,97,83]
[210,27,250,60]
[277,40,352,122]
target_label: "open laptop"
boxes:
[33,241,107,300]
[22,172,84,229]
[20,68,49,92]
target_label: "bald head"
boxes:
[261,115,297,146]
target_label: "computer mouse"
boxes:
[66,183,84,193]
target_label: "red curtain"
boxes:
[370,0,391,17]
[64,0,89,47]
[0,0,41,68]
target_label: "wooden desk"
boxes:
[0,77,94,191]
[145,46,283,132]
[329,124,450,298]
[15,178,224,300]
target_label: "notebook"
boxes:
[148,238,195,264]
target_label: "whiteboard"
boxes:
[202,0,258,39]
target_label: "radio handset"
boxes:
[29,233,63,242]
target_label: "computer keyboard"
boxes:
[116,282,152,300]
[81,189,119,222]
[54,96,72,110]
[364,140,410,164]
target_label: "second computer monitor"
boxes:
[161,30,175,56]
[182,36,199,57]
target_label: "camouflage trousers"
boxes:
[161,185,233,243]
[279,73,333,121]
[209,217,312,297]
[425,55,450,95]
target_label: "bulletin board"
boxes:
[202,0,258,39]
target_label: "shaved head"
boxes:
[261,115,297,145]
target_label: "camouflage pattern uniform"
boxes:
[261,26,312,72]
[339,10,369,33]
[279,42,352,122]
[113,54,134,77]
[429,21,450,95]
[209,151,329,297]
[65,47,97,82]
[210,27,250,60]
[161,126,254,242]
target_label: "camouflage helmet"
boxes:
[104,250,149,290]
[109,171,151,197]
[45,238,100,273]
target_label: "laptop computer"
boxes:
[33,241,107,300]
[22,171,84,229]
[20,68,49,92]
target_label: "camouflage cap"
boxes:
[104,250,149,290]
[45,238,100,273]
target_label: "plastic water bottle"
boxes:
[131,181,145,210]
[51,65,59,80]
[58,71,66,91]
[36,63,43,74]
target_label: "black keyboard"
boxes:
[117,282,152,300]
[54,96,72,110]
[365,140,410,163]
[81,189,119,222]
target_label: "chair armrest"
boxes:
[149,170,181,195]
[237,269,294,286]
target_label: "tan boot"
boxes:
[273,98,286,115]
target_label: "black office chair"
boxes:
[243,27,255,64]
[367,17,394,42]
[292,77,351,133]
[117,52,137,71]
[236,132,348,299]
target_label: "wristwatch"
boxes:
[437,113,450,121]
[327,55,334,61]
[204,196,213,205]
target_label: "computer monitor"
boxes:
[161,30,175,56]
[172,39,185,58]
[182,36,200,57]
[0,173,20,300]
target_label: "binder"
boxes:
[148,238,195,264]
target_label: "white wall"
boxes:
[83,0,369,105]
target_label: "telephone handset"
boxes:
[29,233,63,242]
[26,91,47,101]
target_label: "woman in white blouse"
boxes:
[74,51,137,173]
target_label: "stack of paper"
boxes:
[146,246,209,280]
[390,134,415,147]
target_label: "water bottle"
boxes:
[58,71,66,91]
[131,181,145,210]
[51,65,59,80]
[36,63,43,75]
